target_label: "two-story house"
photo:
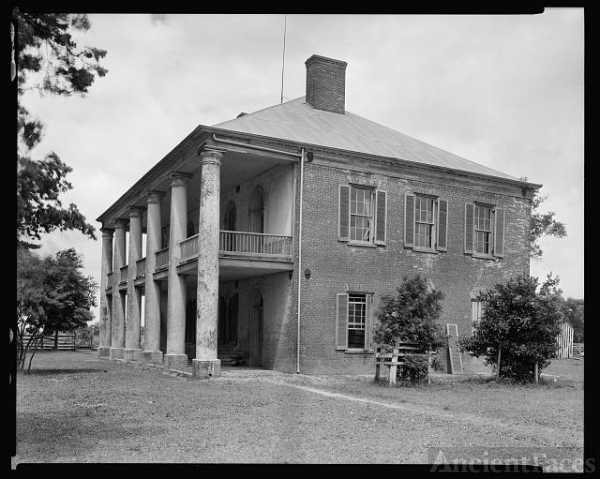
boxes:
[96,54,540,377]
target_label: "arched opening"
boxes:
[249,290,263,367]
[224,201,237,231]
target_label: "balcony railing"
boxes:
[180,234,199,260]
[136,257,146,278]
[155,247,169,270]
[220,231,292,257]
[119,265,128,283]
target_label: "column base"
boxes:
[97,346,110,358]
[143,350,164,364]
[163,354,189,372]
[192,359,221,379]
[124,348,143,362]
[109,347,124,360]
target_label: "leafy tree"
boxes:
[373,275,447,382]
[459,274,564,382]
[16,248,97,373]
[525,186,567,260]
[15,9,107,249]
[374,275,446,350]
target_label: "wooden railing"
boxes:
[220,231,292,257]
[155,247,169,270]
[374,342,435,386]
[136,257,146,278]
[180,234,199,260]
[119,265,128,283]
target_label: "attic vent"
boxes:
[237,112,248,118]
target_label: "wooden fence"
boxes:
[374,342,435,386]
[573,343,584,357]
[555,322,574,359]
[21,332,76,350]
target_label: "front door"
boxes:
[249,293,263,367]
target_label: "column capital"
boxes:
[127,205,145,218]
[200,149,224,166]
[145,190,165,204]
[168,172,193,187]
[100,227,114,238]
[113,218,129,229]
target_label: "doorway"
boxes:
[249,291,263,367]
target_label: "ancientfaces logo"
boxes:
[428,447,593,473]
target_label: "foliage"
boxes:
[14,9,107,249]
[373,275,447,352]
[458,274,564,382]
[528,188,567,260]
[16,248,98,373]
[399,354,430,383]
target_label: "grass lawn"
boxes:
[13,350,584,467]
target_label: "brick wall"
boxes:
[295,161,532,374]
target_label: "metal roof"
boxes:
[214,97,522,182]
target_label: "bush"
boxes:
[459,274,563,382]
[399,354,430,383]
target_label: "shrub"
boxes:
[459,274,563,382]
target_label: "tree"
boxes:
[16,248,97,373]
[373,275,447,382]
[459,274,564,382]
[15,9,107,249]
[527,187,567,260]
[560,297,584,343]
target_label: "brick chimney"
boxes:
[305,54,347,114]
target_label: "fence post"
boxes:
[389,347,398,387]
[375,347,381,382]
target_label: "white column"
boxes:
[110,218,127,359]
[98,227,113,358]
[124,206,144,362]
[193,150,223,378]
[164,172,192,371]
[143,190,165,363]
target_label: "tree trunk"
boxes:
[497,344,502,379]
[54,328,59,350]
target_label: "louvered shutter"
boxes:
[464,203,475,254]
[335,293,348,349]
[404,193,415,248]
[437,198,448,251]
[374,190,387,245]
[493,208,505,257]
[338,185,350,241]
[364,294,374,351]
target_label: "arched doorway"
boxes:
[223,201,237,252]
[249,291,263,367]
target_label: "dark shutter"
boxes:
[437,198,448,251]
[464,203,475,254]
[335,293,348,349]
[364,294,374,351]
[374,190,387,245]
[338,185,350,241]
[404,193,415,248]
[493,208,505,257]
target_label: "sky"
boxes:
[20,11,584,323]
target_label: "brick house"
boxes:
[96,54,540,376]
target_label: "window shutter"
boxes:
[364,294,374,351]
[338,185,350,241]
[374,190,387,245]
[335,293,348,349]
[436,198,448,251]
[493,208,505,257]
[404,193,415,248]
[464,203,475,254]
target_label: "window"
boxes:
[339,185,387,245]
[471,300,483,332]
[350,186,373,242]
[474,205,492,255]
[404,194,448,252]
[464,203,505,257]
[218,294,238,345]
[336,292,373,351]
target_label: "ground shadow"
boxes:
[23,368,108,376]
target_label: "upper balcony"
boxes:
[109,229,294,289]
